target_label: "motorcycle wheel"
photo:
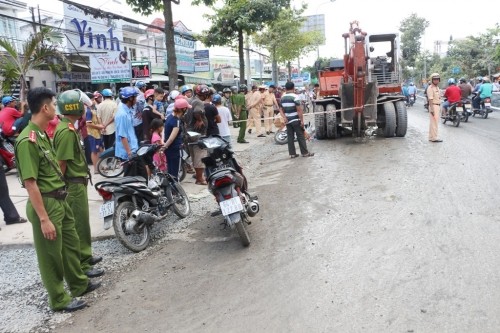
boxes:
[482,110,488,119]
[113,201,151,252]
[274,130,287,145]
[452,115,460,127]
[166,181,191,218]
[462,112,469,123]
[97,156,124,178]
[235,220,250,247]
[178,160,187,182]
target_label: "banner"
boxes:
[89,53,131,83]
[131,61,151,79]
[194,50,210,72]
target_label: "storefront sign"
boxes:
[131,61,151,79]
[194,50,210,72]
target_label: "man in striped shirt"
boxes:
[279,82,314,158]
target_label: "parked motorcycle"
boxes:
[472,93,492,119]
[442,100,461,127]
[198,134,259,246]
[0,126,16,172]
[94,144,191,252]
[96,145,124,178]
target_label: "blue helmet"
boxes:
[212,94,222,104]
[181,85,193,94]
[447,78,456,85]
[119,86,139,99]
[101,88,113,97]
[1,96,17,105]
[135,80,146,89]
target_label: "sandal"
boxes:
[195,180,208,185]
[290,154,299,158]
[302,152,315,157]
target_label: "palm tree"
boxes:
[0,27,70,101]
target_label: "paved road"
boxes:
[48,103,500,332]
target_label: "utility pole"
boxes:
[245,34,251,86]
[29,7,37,34]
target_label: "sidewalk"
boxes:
[0,127,260,247]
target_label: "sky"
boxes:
[25,0,500,67]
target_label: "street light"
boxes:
[314,0,336,60]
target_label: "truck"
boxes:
[313,21,407,139]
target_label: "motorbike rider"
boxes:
[478,77,493,106]
[115,87,147,179]
[458,77,473,100]
[472,77,483,110]
[442,78,461,117]
[0,96,27,137]
[407,82,417,104]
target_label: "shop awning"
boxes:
[180,73,213,85]
[147,74,169,82]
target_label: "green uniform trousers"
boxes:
[237,111,248,142]
[27,197,89,311]
[67,182,92,272]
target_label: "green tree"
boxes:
[302,57,333,81]
[399,13,429,68]
[125,0,214,88]
[0,27,69,101]
[254,7,323,83]
[194,0,290,84]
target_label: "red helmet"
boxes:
[144,89,155,100]
[195,84,209,96]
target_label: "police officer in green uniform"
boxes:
[15,87,100,312]
[53,90,104,278]
[233,84,249,143]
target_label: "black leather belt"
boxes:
[66,177,88,186]
[42,187,68,200]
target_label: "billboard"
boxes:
[63,3,131,83]
[131,61,151,79]
[194,50,210,72]
[301,14,325,45]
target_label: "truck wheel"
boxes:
[314,104,327,140]
[325,104,338,139]
[383,102,396,137]
[394,101,407,137]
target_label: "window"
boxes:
[130,48,137,61]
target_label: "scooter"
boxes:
[405,94,416,107]
[94,144,191,252]
[472,93,492,119]
[0,126,16,172]
[442,100,461,127]
[198,134,259,246]
[96,145,124,178]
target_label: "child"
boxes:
[150,118,167,172]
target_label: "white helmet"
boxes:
[168,90,180,101]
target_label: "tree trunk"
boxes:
[238,29,245,85]
[20,75,27,102]
[163,0,178,90]
[272,46,278,84]
[287,61,292,82]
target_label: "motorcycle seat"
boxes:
[109,176,147,184]
[207,168,237,182]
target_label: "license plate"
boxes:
[219,197,243,216]
[99,201,114,219]
[485,102,491,107]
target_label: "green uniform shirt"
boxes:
[232,93,247,112]
[53,118,88,178]
[15,121,66,193]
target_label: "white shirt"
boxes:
[216,106,232,137]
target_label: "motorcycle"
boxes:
[405,94,416,107]
[94,144,191,252]
[0,126,16,172]
[96,145,125,178]
[273,122,314,145]
[460,98,472,123]
[198,134,259,246]
[442,100,461,127]
[472,93,492,119]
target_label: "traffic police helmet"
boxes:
[57,90,86,116]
